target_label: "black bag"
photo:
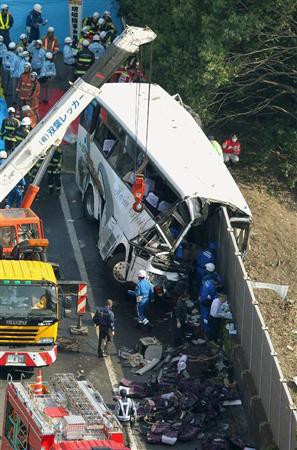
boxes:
[92,307,110,327]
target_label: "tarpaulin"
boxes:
[6,0,122,46]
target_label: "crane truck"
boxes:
[0,26,157,367]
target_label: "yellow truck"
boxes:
[0,259,60,367]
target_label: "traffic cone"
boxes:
[34,369,43,395]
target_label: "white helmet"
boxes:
[1,4,8,10]
[33,3,42,12]
[24,62,32,69]
[20,33,27,40]
[21,117,31,126]
[205,263,216,272]
[82,39,89,47]
[103,10,111,18]
[21,50,29,58]
[8,42,16,50]
[81,26,89,33]
[0,36,3,42]
[48,26,54,32]
[100,31,107,40]
[8,106,15,113]
[98,18,105,26]
[31,71,38,78]
[92,11,100,19]
[92,34,100,41]
[64,36,72,44]
[35,39,42,46]
[138,269,147,279]
[0,150,7,159]
[22,104,31,112]
[45,51,53,59]
[17,48,24,55]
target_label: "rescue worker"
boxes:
[74,39,94,78]
[208,135,224,161]
[21,104,37,128]
[202,263,222,287]
[6,177,26,208]
[27,71,40,123]
[93,299,115,358]
[29,39,45,75]
[2,40,17,96]
[114,389,136,426]
[102,10,116,44]
[11,49,28,104]
[42,26,59,55]
[82,11,100,35]
[222,132,241,163]
[38,51,56,102]
[14,116,31,146]
[16,62,32,105]
[128,269,154,326]
[0,106,19,153]
[89,34,105,60]
[0,35,7,68]
[199,278,217,336]
[78,26,92,48]
[195,244,216,290]
[63,36,75,88]
[17,33,29,51]
[26,3,48,43]
[47,146,62,194]
[0,4,14,46]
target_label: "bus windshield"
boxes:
[0,284,57,318]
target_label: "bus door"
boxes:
[98,216,123,261]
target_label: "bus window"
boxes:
[94,122,117,154]
[80,100,100,134]
[109,134,144,179]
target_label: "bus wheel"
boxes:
[107,253,127,283]
[83,187,96,222]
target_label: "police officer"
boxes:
[0,106,19,153]
[0,35,7,68]
[128,269,154,326]
[114,389,136,425]
[38,51,56,102]
[0,4,14,47]
[29,39,45,75]
[63,36,75,89]
[74,39,94,78]
[47,146,62,194]
[14,116,30,146]
[2,40,17,96]
[89,34,105,60]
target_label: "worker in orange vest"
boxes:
[27,71,40,123]
[16,62,33,105]
[0,4,14,46]
[42,26,59,55]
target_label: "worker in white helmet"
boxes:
[38,51,56,102]
[74,39,94,78]
[0,4,14,46]
[127,269,154,327]
[21,103,37,129]
[89,34,105,60]
[82,11,100,36]
[26,4,48,43]
[14,116,31,145]
[102,10,116,45]
[17,33,29,52]
[63,36,75,89]
[29,39,45,74]
[0,106,19,153]
[42,26,59,54]
[2,41,17,96]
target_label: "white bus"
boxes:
[76,83,251,293]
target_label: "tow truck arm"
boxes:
[0,26,156,202]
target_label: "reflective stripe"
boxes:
[0,13,9,30]
[78,58,92,63]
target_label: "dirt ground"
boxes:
[231,166,297,402]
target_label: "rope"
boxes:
[144,42,154,176]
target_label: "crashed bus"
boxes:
[76,83,251,294]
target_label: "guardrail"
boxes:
[213,207,297,450]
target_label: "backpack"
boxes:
[92,307,110,328]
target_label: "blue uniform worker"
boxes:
[6,178,26,208]
[89,35,105,60]
[199,279,217,334]
[26,5,47,43]
[195,245,216,289]
[202,262,222,287]
[128,270,154,325]
[29,40,46,74]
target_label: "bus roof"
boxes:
[98,83,251,216]
[0,260,56,283]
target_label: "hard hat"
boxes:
[21,117,31,126]
[21,50,29,58]
[33,3,42,13]
[8,107,15,113]
[98,18,105,25]
[22,104,31,112]
[35,39,42,45]
[0,150,7,159]
[48,26,54,32]
[92,11,100,19]
[81,26,89,33]
[8,42,16,50]
[16,47,23,55]
[103,10,111,17]
[30,71,38,78]
[92,34,100,41]
[82,39,89,47]
[100,31,107,40]
[0,36,3,42]
[45,51,53,59]
[119,388,128,398]
[138,269,147,279]
[24,62,32,69]
[64,36,72,44]
[20,33,27,40]
[205,263,216,272]
[1,4,8,9]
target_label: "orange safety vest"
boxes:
[0,12,10,30]
[43,36,59,52]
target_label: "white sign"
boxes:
[68,0,83,43]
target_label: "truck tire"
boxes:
[83,187,96,223]
[107,252,127,284]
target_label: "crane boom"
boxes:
[0,26,156,202]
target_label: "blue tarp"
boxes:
[6,0,122,45]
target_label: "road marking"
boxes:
[60,185,139,450]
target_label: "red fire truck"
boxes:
[1,372,129,450]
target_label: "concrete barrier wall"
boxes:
[214,207,297,450]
